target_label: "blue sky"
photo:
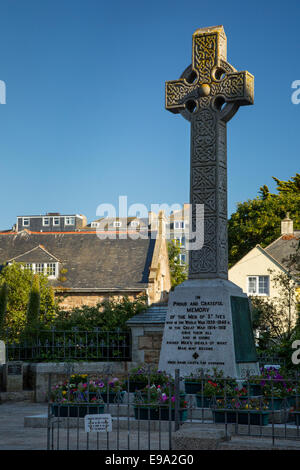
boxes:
[0,0,299,229]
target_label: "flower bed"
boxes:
[212,398,270,425]
[125,367,173,392]
[51,403,105,418]
[133,384,187,421]
[50,374,125,406]
[133,406,187,422]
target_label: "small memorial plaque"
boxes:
[7,362,22,375]
[84,414,112,433]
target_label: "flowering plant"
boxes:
[50,374,124,404]
[246,367,295,398]
[127,366,173,387]
[193,369,238,397]
[134,384,187,410]
[215,397,269,411]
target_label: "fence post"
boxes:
[47,373,52,450]
[174,369,180,432]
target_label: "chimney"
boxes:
[158,210,167,238]
[281,213,294,236]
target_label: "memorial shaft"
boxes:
[165,25,254,280]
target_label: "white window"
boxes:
[247,276,269,296]
[23,218,30,227]
[46,263,57,277]
[43,217,50,226]
[113,221,122,228]
[53,217,60,226]
[179,253,186,265]
[174,221,185,229]
[91,222,100,227]
[130,220,139,228]
[23,262,58,278]
[175,236,186,247]
[35,263,45,274]
[65,217,75,226]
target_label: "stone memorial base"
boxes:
[158,279,259,379]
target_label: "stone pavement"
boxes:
[0,402,48,450]
[0,402,172,450]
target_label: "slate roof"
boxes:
[264,230,300,277]
[0,230,156,290]
[126,304,168,325]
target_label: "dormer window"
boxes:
[130,220,140,228]
[23,262,58,279]
[114,221,122,228]
[65,217,75,226]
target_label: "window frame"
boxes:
[247,275,269,296]
[65,216,75,226]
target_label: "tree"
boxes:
[0,283,8,335]
[0,262,56,340]
[26,275,40,329]
[251,270,299,345]
[168,240,188,289]
[228,174,300,267]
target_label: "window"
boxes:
[130,220,139,228]
[91,222,100,228]
[46,263,57,277]
[174,221,185,229]
[43,217,50,226]
[53,217,60,226]
[65,217,75,225]
[247,276,269,295]
[35,263,44,274]
[23,218,30,227]
[175,236,186,247]
[179,253,186,265]
[113,221,122,228]
[23,262,58,278]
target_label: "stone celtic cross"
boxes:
[166,25,254,280]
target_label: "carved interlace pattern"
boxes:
[193,34,217,83]
[165,27,254,278]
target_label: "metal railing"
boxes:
[46,367,300,450]
[5,328,131,362]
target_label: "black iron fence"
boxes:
[46,367,300,450]
[5,328,131,362]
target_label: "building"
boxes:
[229,215,300,328]
[167,204,190,269]
[0,212,171,309]
[15,213,87,232]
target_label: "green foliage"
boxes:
[0,282,8,335]
[26,275,40,329]
[228,174,300,267]
[251,270,299,344]
[51,296,147,332]
[168,240,188,289]
[0,262,57,340]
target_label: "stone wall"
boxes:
[138,331,163,364]
[56,291,144,310]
